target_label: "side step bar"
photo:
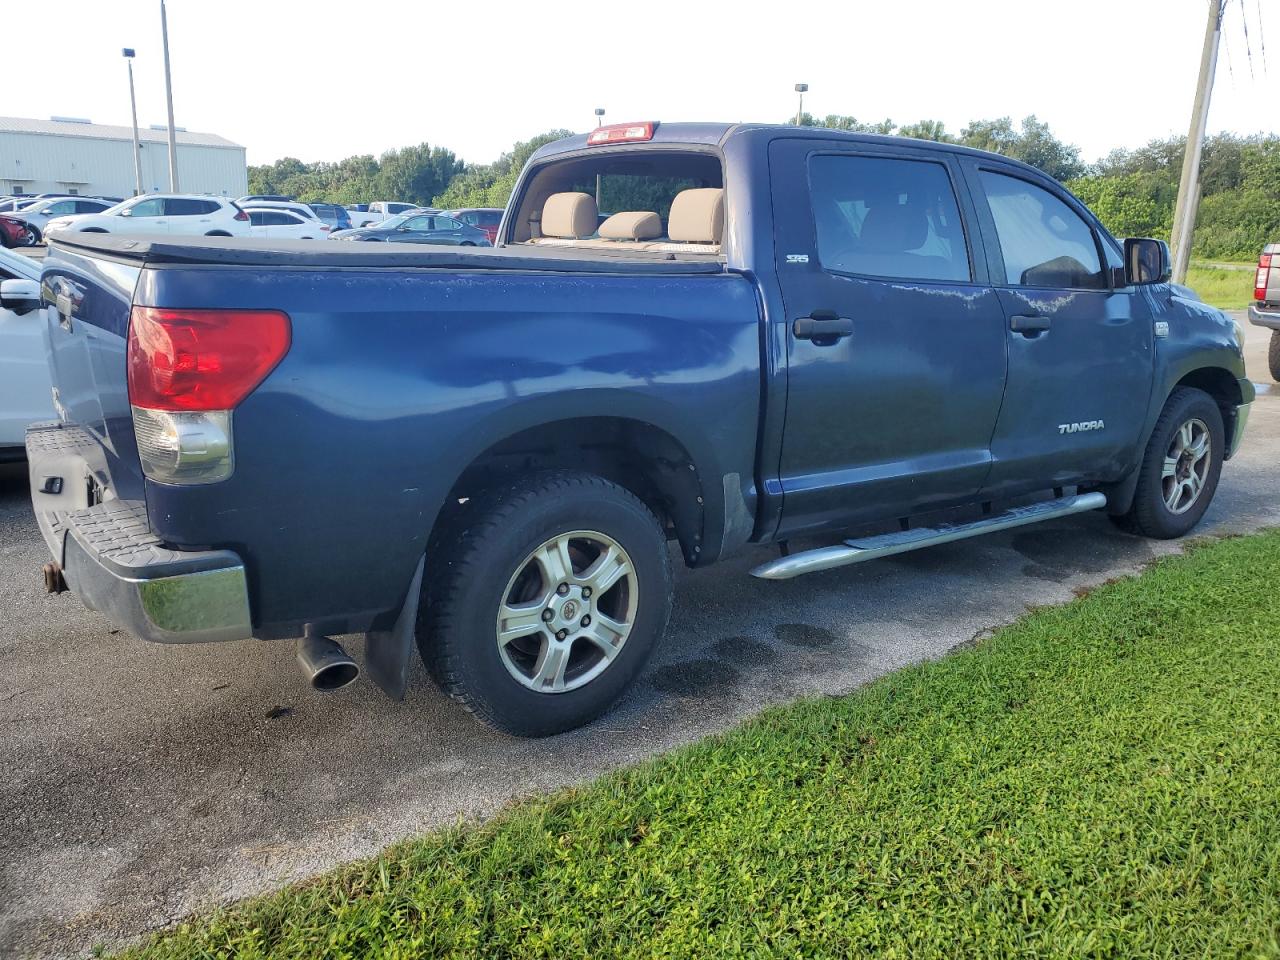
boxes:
[751,492,1108,581]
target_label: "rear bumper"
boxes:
[1248,304,1280,329]
[26,422,253,644]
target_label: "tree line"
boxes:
[248,116,1280,261]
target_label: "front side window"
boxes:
[401,216,434,231]
[809,155,970,282]
[45,200,76,215]
[979,171,1105,290]
[126,198,163,217]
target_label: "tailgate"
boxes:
[37,243,145,502]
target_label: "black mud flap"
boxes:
[363,556,424,700]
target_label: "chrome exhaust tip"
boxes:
[296,627,359,691]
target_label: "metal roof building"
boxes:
[0,116,247,199]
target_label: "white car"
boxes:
[0,247,53,455]
[244,206,331,239]
[44,194,251,239]
[242,199,322,221]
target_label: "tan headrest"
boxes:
[541,192,598,239]
[668,188,724,243]
[599,211,663,241]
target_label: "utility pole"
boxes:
[160,0,180,192]
[123,48,143,196]
[794,83,808,126]
[1170,0,1226,284]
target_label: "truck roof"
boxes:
[530,121,1054,180]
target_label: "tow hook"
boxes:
[42,562,68,595]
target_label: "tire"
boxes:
[460,241,475,246]
[1269,331,1280,382]
[419,471,672,736]
[1114,387,1224,539]
[21,225,40,247]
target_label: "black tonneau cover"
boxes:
[49,234,726,275]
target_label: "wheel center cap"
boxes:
[560,599,579,621]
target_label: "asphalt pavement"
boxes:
[2,318,1277,959]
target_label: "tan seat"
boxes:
[536,192,598,242]
[667,188,724,244]
[599,211,663,241]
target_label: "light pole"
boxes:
[794,83,808,126]
[593,108,605,209]
[160,0,179,191]
[123,48,143,197]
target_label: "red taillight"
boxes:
[1255,253,1271,302]
[233,209,250,222]
[587,121,657,146]
[127,307,290,411]
[320,224,331,231]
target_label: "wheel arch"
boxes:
[429,412,714,571]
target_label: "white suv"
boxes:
[44,194,251,239]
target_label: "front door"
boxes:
[960,161,1154,494]
[768,140,1009,537]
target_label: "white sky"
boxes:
[17,0,1280,167]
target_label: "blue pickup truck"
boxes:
[12,122,1251,735]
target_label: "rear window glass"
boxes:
[808,154,970,283]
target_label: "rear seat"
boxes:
[527,187,724,254]
[530,192,598,245]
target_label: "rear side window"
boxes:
[808,155,970,282]
[477,211,501,226]
[163,198,206,216]
[978,171,1105,290]
[248,211,267,226]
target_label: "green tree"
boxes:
[433,130,573,209]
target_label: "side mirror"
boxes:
[1124,237,1171,285]
[0,278,41,314]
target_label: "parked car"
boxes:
[237,199,323,222]
[238,194,295,204]
[368,201,418,217]
[245,207,331,239]
[43,194,251,239]
[302,202,352,233]
[446,207,504,243]
[330,212,490,245]
[22,122,1251,737]
[346,207,384,228]
[0,197,41,214]
[0,196,113,246]
[1248,242,1280,380]
[0,247,52,460]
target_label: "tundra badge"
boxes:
[1059,420,1105,435]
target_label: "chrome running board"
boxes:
[751,492,1108,581]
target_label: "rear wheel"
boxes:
[419,471,672,736]
[1113,387,1223,539]
[1269,331,1280,382]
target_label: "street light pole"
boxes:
[123,49,144,196]
[794,83,808,126]
[594,107,605,127]
[1169,0,1226,284]
[160,0,180,192]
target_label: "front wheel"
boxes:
[21,225,40,246]
[1269,331,1280,382]
[419,471,672,736]
[1114,387,1224,539]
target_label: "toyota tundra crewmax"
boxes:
[10,122,1252,736]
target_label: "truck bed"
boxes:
[51,233,727,274]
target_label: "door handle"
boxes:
[793,315,854,342]
[1010,314,1051,335]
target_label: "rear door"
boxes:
[961,161,1154,493]
[163,197,214,235]
[768,139,1009,537]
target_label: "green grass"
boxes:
[1185,261,1254,311]
[120,532,1280,959]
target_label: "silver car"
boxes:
[3,196,113,246]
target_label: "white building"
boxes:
[0,116,247,199]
